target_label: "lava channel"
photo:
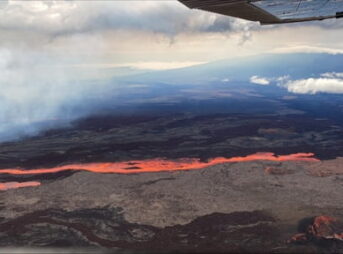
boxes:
[0,152,319,176]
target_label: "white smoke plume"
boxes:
[0,48,110,141]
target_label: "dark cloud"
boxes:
[0,1,257,39]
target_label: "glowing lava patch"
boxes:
[0,181,41,191]
[0,152,318,176]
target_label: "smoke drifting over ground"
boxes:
[0,1,260,142]
[0,48,112,142]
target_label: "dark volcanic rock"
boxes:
[309,216,343,240]
[290,216,343,252]
[1,113,343,172]
[0,170,77,183]
[0,208,281,253]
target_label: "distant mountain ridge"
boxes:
[119,53,343,85]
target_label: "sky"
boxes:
[2,0,343,78]
[1,0,343,141]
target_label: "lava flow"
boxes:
[0,181,41,191]
[0,152,319,176]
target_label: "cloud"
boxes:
[250,75,270,85]
[285,77,343,94]
[321,72,343,78]
[119,61,207,71]
[270,45,343,55]
[0,1,257,39]
[279,73,343,94]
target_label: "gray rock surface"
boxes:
[1,160,342,228]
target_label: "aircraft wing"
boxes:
[178,0,343,24]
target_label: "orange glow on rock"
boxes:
[0,152,319,176]
[0,181,41,191]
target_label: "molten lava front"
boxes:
[0,181,41,191]
[0,153,319,191]
[0,152,318,176]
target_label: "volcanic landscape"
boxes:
[2,53,343,253]
[1,101,343,253]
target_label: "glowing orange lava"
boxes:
[0,152,319,176]
[0,181,41,191]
